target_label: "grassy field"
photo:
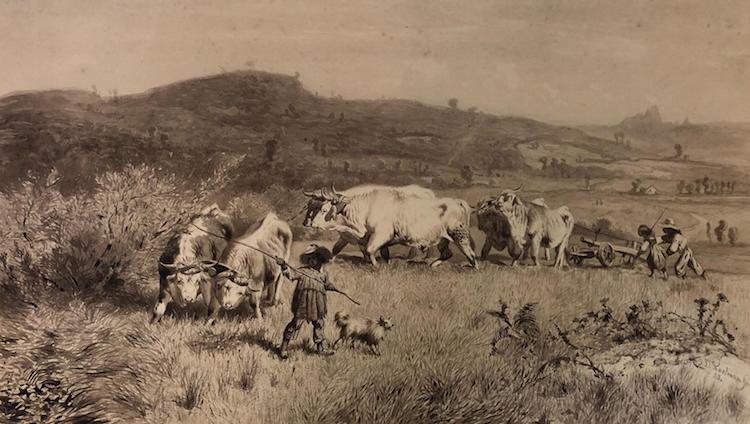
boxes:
[2,242,749,423]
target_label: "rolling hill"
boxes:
[0,70,641,192]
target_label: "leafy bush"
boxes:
[0,159,239,299]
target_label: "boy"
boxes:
[276,244,338,359]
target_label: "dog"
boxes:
[333,311,394,355]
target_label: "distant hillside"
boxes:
[0,70,635,191]
[581,106,750,167]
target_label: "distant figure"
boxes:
[706,222,712,242]
[715,220,727,244]
[660,218,706,279]
[728,227,738,246]
[677,179,685,194]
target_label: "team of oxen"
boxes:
[152,184,574,323]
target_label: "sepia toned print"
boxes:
[1,1,749,423]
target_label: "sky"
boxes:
[1,0,749,125]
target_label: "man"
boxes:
[637,225,668,280]
[660,218,706,279]
[276,244,338,359]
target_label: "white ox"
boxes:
[209,212,293,321]
[303,184,435,261]
[486,186,574,268]
[153,204,234,324]
[304,186,477,268]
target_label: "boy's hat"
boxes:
[662,218,681,233]
[637,225,653,238]
[300,244,333,264]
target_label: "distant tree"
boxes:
[448,98,459,110]
[560,158,569,178]
[584,174,591,190]
[550,158,559,176]
[702,176,710,193]
[467,107,477,113]
[339,113,345,122]
[614,130,625,143]
[715,220,727,243]
[728,227,738,245]
[394,160,401,172]
[685,183,695,194]
[91,85,98,96]
[674,144,683,158]
[676,179,685,194]
[694,179,702,194]
[265,138,278,162]
[147,126,158,140]
[343,161,350,173]
[460,165,473,184]
[630,179,641,194]
[320,143,327,157]
[539,157,548,172]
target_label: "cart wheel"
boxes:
[567,246,583,266]
[596,243,616,267]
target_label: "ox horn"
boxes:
[511,184,523,192]
[303,189,322,198]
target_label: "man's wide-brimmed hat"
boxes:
[637,225,653,238]
[300,244,333,265]
[662,218,681,233]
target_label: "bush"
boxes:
[0,160,239,299]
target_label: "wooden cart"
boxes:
[567,236,640,268]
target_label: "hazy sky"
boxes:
[1,0,749,124]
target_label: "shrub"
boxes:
[0,160,239,299]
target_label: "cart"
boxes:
[567,235,640,268]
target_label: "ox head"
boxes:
[212,269,261,310]
[160,261,218,305]
[489,185,524,214]
[302,184,350,228]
